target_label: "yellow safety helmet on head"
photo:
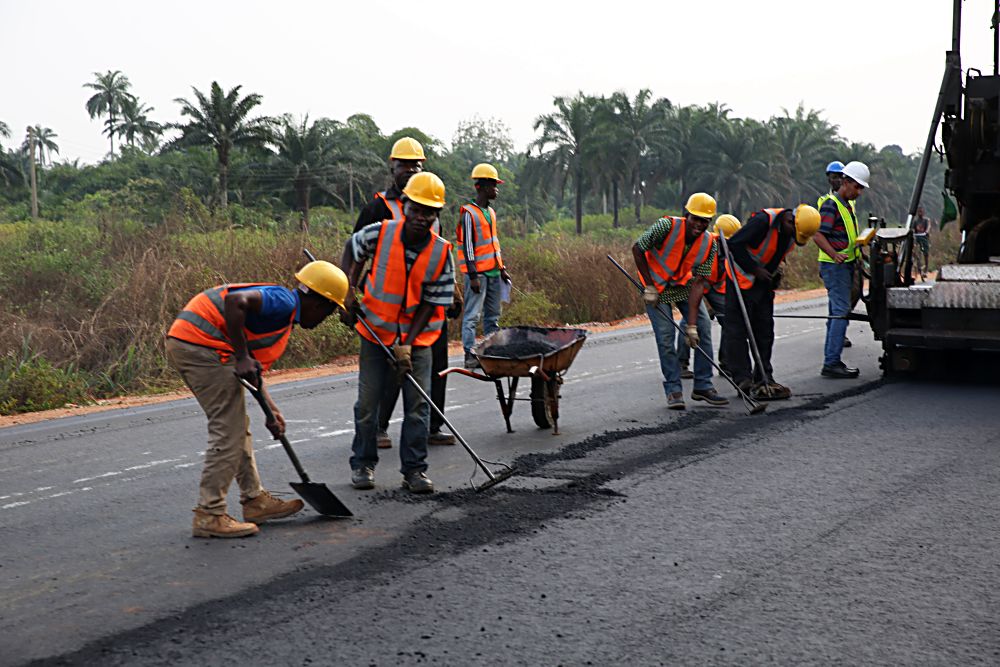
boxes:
[470,163,504,184]
[389,137,426,161]
[714,214,741,239]
[402,172,446,209]
[295,261,349,308]
[793,204,821,245]
[685,192,717,219]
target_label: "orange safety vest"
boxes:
[726,208,795,290]
[639,216,713,292]
[356,220,452,347]
[706,232,727,295]
[167,283,295,371]
[456,204,503,274]
[374,191,404,223]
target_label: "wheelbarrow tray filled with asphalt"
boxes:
[441,326,587,435]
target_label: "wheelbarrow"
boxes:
[440,326,588,435]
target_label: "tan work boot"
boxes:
[192,509,259,538]
[241,490,304,524]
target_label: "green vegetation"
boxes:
[0,73,960,414]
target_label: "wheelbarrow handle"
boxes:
[237,374,311,483]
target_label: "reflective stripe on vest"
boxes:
[456,204,503,273]
[727,209,795,290]
[355,220,452,347]
[166,283,294,370]
[707,232,727,294]
[640,216,712,292]
[817,195,859,263]
[375,191,404,223]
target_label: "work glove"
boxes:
[446,290,463,319]
[500,268,512,284]
[642,285,659,305]
[685,325,700,348]
[393,344,413,379]
[468,276,481,294]
[339,299,363,327]
[770,269,784,290]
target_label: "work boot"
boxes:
[464,353,480,370]
[752,382,792,400]
[427,429,456,446]
[402,470,434,494]
[843,336,853,348]
[192,510,259,538]
[736,378,753,395]
[241,490,304,524]
[351,467,375,490]
[679,362,694,380]
[821,362,860,379]
[376,429,392,449]
[666,392,686,411]
[690,388,729,406]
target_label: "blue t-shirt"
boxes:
[229,285,300,333]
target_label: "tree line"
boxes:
[0,70,945,232]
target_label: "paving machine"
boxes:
[867,0,1000,373]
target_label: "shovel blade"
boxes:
[290,481,353,518]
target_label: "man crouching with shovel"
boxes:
[339,171,455,494]
[166,261,348,538]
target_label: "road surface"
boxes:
[1,297,997,665]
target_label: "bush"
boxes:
[0,348,90,414]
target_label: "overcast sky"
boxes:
[2,0,995,164]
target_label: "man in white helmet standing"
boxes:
[813,160,869,379]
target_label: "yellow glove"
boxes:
[642,285,659,305]
[685,325,699,347]
[393,344,413,378]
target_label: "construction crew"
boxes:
[813,160,869,379]
[340,172,455,494]
[633,193,730,410]
[352,137,460,448]
[459,163,510,369]
[165,261,348,538]
[723,205,821,398]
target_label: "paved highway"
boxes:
[1,297,997,665]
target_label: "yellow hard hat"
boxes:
[471,163,504,184]
[713,214,741,239]
[402,171,446,209]
[793,204,821,244]
[295,260,349,307]
[389,137,426,161]
[685,192,717,219]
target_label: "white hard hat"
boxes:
[841,161,870,189]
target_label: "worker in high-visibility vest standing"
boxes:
[819,159,855,349]
[458,163,511,369]
[340,172,455,494]
[723,205,821,399]
[166,261,348,538]
[813,161,870,379]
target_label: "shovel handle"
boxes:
[237,375,311,483]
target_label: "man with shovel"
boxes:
[723,205,821,399]
[166,260,348,538]
[340,171,455,494]
[632,193,730,411]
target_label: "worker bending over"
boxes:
[723,205,820,398]
[633,193,729,411]
[166,261,347,538]
[341,172,455,494]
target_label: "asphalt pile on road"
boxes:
[481,340,558,358]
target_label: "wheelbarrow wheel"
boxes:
[530,376,553,429]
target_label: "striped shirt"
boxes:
[818,195,854,252]
[636,217,717,303]
[351,222,455,307]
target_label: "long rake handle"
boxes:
[238,376,311,483]
[718,235,773,394]
[607,255,763,415]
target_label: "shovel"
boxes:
[238,375,353,518]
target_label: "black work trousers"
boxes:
[379,319,449,433]
[723,279,775,385]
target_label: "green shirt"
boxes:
[636,217,717,304]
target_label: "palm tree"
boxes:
[270,115,342,231]
[172,81,275,208]
[0,120,10,143]
[692,118,783,216]
[770,104,840,203]
[115,97,163,153]
[22,126,60,166]
[532,93,600,234]
[609,90,672,225]
[84,70,134,158]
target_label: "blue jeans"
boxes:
[820,261,854,367]
[462,273,503,353]
[646,300,715,397]
[350,337,432,475]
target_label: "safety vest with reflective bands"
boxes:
[374,191,404,223]
[456,204,503,274]
[817,195,859,263]
[727,208,796,290]
[639,216,713,292]
[706,232,727,295]
[167,283,294,371]
[355,220,452,347]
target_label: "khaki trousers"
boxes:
[165,337,263,515]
